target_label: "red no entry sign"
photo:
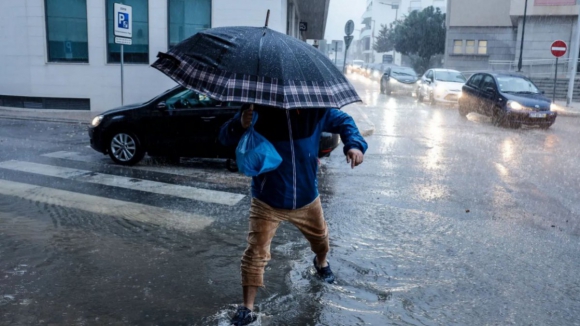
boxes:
[551,40,567,57]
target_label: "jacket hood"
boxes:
[502,92,551,111]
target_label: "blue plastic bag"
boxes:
[236,112,282,176]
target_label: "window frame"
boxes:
[478,40,488,55]
[453,40,463,54]
[465,40,476,54]
[468,74,484,89]
[105,0,150,64]
[44,0,90,63]
[166,0,212,49]
[481,74,497,91]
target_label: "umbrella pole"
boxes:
[265,9,270,27]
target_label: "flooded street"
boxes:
[2,76,580,325]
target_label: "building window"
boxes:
[106,0,149,64]
[168,0,211,48]
[478,40,488,55]
[45,0,89,62]
[453,40,463,54]
[409,0,422,12]
[465,40,475,54]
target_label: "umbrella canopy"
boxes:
[152,26,361,109]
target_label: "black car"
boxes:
[380,66,419,96]
[89,86,340,167]
[458,72,557,129]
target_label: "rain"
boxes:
[1,0,580,325]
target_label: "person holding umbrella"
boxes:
[152,15,367,325]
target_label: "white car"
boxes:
[417,69,466,105]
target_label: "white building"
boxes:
[0,0,329,112]
[359,0,446,65]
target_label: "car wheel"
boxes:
[108,132,145,166]
[380,81,385,94]
[417,88,424,102]
[540,123,553,130]
[385,84,392,96]
[458,101,469,117]
[429,93,436,106]
[226,158,239,172]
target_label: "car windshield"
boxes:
[392,68,416,77]
[497,77,540,94]
[435,71,466,83]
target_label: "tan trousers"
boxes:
[241,197,329,287]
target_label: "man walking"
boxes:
[220,104,367,326]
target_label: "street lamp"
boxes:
[379,1,400,21]
[517,0,529,72]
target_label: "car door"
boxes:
[478,75,498,116]
[462,74,484,112]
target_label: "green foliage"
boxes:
[391,6,446,73]
[373,24,395,54]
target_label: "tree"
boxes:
[373,24,395,54]
[391,6,446,73]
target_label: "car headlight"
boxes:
[507,100,529,111]
[550,103,558,111]
[91,115,103,127]
[435,84,447,94]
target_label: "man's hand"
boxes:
[346,149,364,169]
[241,104,254,129]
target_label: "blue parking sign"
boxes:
[114,3,132,37]
[118,12,129,29]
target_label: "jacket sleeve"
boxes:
[323,109,368,155]
[219,112,246,147]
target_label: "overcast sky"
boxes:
[324,0,367,42]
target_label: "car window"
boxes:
[497,76,541,94]
[426,70,433,80]
[166,89,209,110]
[468,74,483,88]
[434,71,466,83]
[392,67,417,77]
[481,75,496,91]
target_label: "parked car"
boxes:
[380,66,419,96]
[347,60,365,74]
[89,86,340,167]
[417,69,466,104]
[458,72,558,129]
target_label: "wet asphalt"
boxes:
[1,75,580,325]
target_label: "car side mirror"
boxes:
[157,101,167,110]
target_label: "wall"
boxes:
[448,0,512,27]
[0,0,290,113]
[445,26,517,72]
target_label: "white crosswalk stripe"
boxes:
[41,151,248,181]
[0,160,245,206]
[0,179,214,232]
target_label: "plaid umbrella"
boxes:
[151,26,361,109]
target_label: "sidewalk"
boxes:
[0,106,93,124]
[0,105,376,137]
[553,101,580,117]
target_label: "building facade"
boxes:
[0,0,329,112]
[444,0,580,77]
[359,0,446,65]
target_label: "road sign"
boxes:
[114,3,132,38]
[551,40,567,57]
[345,20,355,36]
[115,37,132,45]
[299,22,308,32]
[344,35,354,50]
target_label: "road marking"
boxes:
[0,179,213,232]
[0,161,245,206]
[41,151,248,181]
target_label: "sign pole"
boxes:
[334,43,338,66]
[121,44,124,106]
[343,20,355,74]
[553,57,558,103]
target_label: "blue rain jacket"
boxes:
[219,107,368,210]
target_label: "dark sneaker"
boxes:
[313,256,335,284]
[230,306,256,326]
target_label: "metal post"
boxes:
[553,57,559,103]
[120,44,124,106]
[567,10,580,106]
[334,42,338,65]
[343,47,348,74]
[517,0,528,72]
